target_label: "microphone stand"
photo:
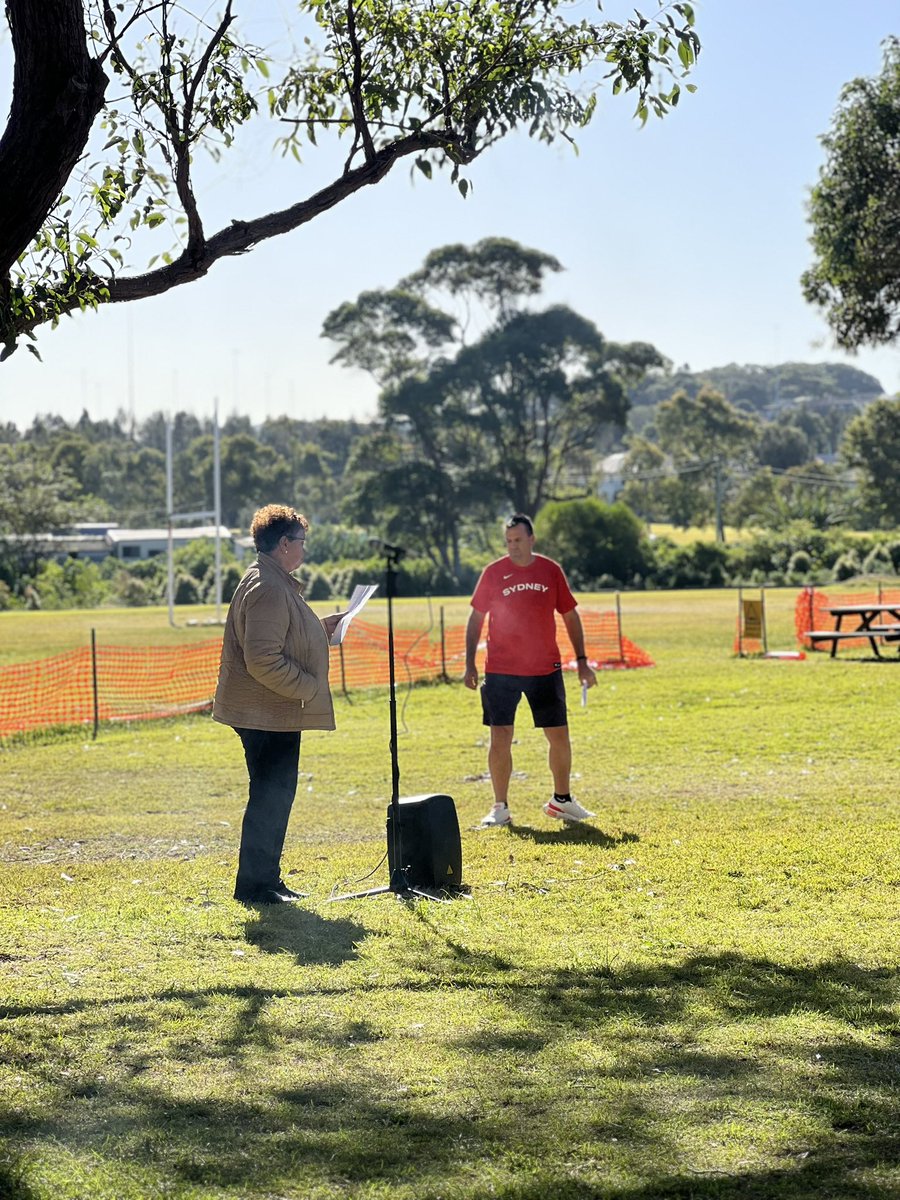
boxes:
[330,543,440,902]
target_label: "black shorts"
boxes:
[481,670,568,729]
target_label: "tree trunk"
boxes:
[0,0,108,278]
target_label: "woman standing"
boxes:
[213,504,343,904]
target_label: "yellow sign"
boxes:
[743,599,763,640]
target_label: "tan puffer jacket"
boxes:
[213,554,335,732]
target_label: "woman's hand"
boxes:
[320,611,348,639]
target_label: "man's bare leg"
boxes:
[488,724,515,804]
[543,725,572,795]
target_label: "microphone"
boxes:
[368,537,408,561]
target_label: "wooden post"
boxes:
[737,586,744,656]
[761,586,768,655]
[615,591,624,663]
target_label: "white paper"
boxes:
[330,583,379,645]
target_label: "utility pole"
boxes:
[714,459,725,543]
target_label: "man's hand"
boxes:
[465,609,486,691]
[578,660,597,689]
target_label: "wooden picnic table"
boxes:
[807,602,900,658]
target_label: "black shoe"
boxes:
[276,881,309,900]
[234,883,306,905]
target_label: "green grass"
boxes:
[1,590,899,1199]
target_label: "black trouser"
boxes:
[233,728,301,898]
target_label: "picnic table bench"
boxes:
[807,602,900,658]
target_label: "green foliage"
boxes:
[535,497,649,588]
[32,558,108,610]
[758,422,810,470]
[173,572,201,605]
[841,396,900,526]
[629,360,883,413]
[803,38,900,349]
[656,386,760,464]
[207,561,244,605]
[832,549,862,581]
[114,572,153,607]
[862,542,895,576]
[633,386,760,531]
[729,465,856,533]
[646,536,730,587]
[322,289,456,385]
[786,548,813,581]
[302,524,372,564]
[173,537,238,586]
[0,444,82,579]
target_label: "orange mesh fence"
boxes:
[0,608,653,737]
[0,647,96,737]
[557,609,654,671]
[0,639,223,737]
[94,640,223,722]
[334,619,449,690]
[794,586,900,650]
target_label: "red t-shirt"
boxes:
[471,554,577,676]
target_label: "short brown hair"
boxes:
[505,513,534,536]
[250,505,309,553]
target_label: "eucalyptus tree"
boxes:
[841,397,900,526]
[1,0,698,358]
[803,38,900,349]
[652,386,761,535]
[324,238,666,565]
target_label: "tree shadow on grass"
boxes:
[0,953,897,1199]
[0,1159,37,1200]
[243,906,366,966]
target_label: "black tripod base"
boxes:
[329,866,458,904]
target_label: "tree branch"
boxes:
[41,129,469,317]
[0,0,108,279]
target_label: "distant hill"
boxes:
[628,362,884,415]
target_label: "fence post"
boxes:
[91,628,99,740]
[615,592,624,663]
[440,606,448,682]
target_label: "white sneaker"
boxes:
[480,803,512,827]
[543,796,595,822]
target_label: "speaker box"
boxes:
[386,793,463,889]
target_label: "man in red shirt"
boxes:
[464,513,597,827]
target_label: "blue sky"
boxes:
[2,0,899,430]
